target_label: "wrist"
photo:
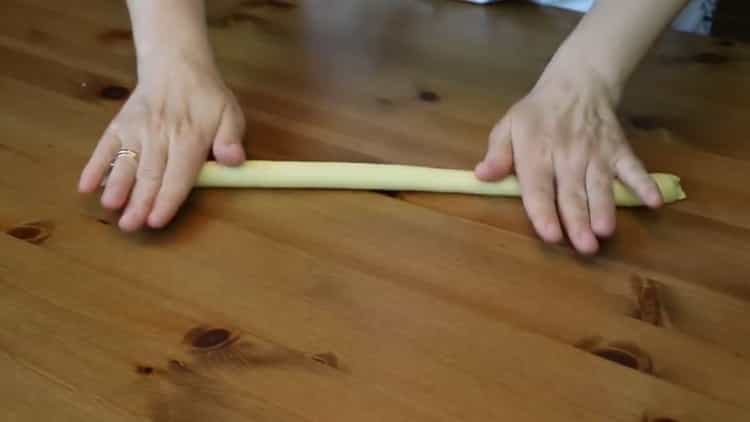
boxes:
[135,41,219,82]
[127,0,216,79]
[535,48,625,105]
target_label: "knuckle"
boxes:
[611,143,636,163]
[154,102,167,122]
[588,163,613,187]
[532,214,556,232]
[561,205,587,227]
[567,155,589,173]
[555,154,587,178]
[573,122,597,141]
[523,188,554,213]
[526,203,552,224]
[150,117,166,138]
[490,118,508,138]
[137,165,162,184]
[595,139,617,158]
[105,122,121,137]
[172,119,199,143]
[159,187,187,206]
[104,125,128,144]
[617,156,644,175]
[518,141,552,164]
[147,107,168,133]
[536,126,557,143]
[561,185,587,204]
[178,135,204,152]
[591,175,612,191]
[489,128,505,144]
[605,124,626,142]
[228,104,247,133]
[519,174,552,195]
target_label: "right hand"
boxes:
[475,67,662,254]
[78,58,247,231]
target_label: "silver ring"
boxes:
[110,148,138,167]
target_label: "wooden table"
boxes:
[1,1,749,420]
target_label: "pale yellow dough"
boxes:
[196,161,686,206]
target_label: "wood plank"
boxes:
[402,189,750,299]
[0,71,745,356]
[0,243,438,422]
[9,0,750,162]
[1,39,750,354]
[0,350,145,422]
[2,197,749,421]
[1,0,749,233]
[1,36,750,310]
[2,76,750,421]
[2,0,750,420]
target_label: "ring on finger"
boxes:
[110,148,139,167]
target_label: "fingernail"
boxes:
[119,218,134,232]
[474,161,490,176]
[593,218,615,238]
[575,230,598,254]
[218,144,245,165]
[119,209,137,231]
[648,189,662,207]
[101,193,120,210]
[222,143,240,153]
[476,158,502,180]
[78,175,94,193]
[543,221,563,243]
[147,214,160,228]
[147,210,168,229]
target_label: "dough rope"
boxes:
[196,161,686,206]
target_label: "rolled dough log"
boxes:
[196,161,686,206]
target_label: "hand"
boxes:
[474,71,662,255]
[78,58,246,231]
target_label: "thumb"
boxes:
[475,116,513,181]
[212,103,247,166]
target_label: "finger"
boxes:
[148,137,207,228]
[614,150,662,208]
[515,151,563,243]
[475,116,513,181]
[212,103,246,166]
[556,162,599,254]
[79,129,121,193]
[119,139,168,232]
[101,142,139,210]
[586,162,616,238]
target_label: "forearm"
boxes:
[539,0,690,100]
[126,0,216,75]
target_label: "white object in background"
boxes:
[457,0,716,35]
[525,0,593,12]
[672,0,716,35]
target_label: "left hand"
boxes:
[474,70,662,254]
[78,56,246,231]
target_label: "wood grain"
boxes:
[1,0,749,421]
